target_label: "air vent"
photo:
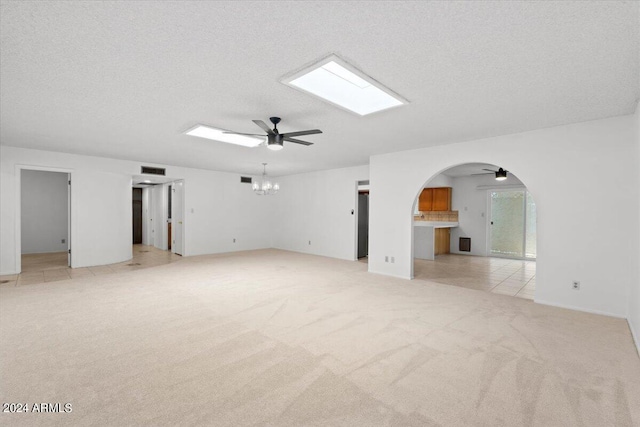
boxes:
[240,176,252,184]
[358,180,370,186]
[459,237,471,252]
[141,166,166,176]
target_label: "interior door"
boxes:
[357,193,369,258]
[152,184,166,250]
[67,173,71,267]
[167,185,172,250]
[171,180,184,255]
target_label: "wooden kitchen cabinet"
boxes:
[418,188,433,211]
[418,187,451,211]
[434,228,451,255]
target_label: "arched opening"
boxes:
[411,163,537,300]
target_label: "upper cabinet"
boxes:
[419,187,451,211]
[419,188,434,211]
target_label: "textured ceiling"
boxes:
[442,163,502,178]
[1,1,638,176]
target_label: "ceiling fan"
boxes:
[472,167,509,181]
[224,117,322,151]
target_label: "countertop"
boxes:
[413,221,459,228]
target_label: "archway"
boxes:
[410,162,537,299]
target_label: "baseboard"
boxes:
[367,268,412,280]
[0,270,19,276]
[534,299,626,319]
[628,318,640,358]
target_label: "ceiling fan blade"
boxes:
[253,120,275,135]
[471,172,493,176]
[281,129,322,138]
[284,137,313,146]
[482,169,497,172]
[222,131,265,137]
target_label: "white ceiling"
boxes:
[441,163,502,178]
[1,1,638,177]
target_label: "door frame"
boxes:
[353,180,369,261]
[170,180,185,255]
[14,164,74,273]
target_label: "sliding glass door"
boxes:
[489,190,536,259]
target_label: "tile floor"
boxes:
[0,245,181,287]
[2,249,535,300]
[414,254,536,300]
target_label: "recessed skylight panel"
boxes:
[185,125,263,147]
[282,56,406,116]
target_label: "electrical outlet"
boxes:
[572,281,580,290]
[61,239,65,244]
[308,240,311,245]
[385,256,389,263]
[391,257,395,263]
[233,238,236,243]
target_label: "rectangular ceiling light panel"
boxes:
[185,125,264,147]
[282,55,407,116]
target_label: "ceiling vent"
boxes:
[141,166,166,176]
[240,176,252,184]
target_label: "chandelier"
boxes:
[253,163,279,195]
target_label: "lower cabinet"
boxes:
[434,228,450,255]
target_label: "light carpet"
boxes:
[1,249,639,426]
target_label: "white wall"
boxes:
[630,101,640,353]
[183,168,274,256]
[0,146,275,274]
[0,148,133,272]
[272,165,369,261]
[20,170,69,254]
[449,173,524,256]
[369,114,639,318]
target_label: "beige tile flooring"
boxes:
[414,254,536,300]
[0,245,181,287]
[2,249,535,301]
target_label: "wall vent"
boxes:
[141,166,166,176]
[357,180,370,186]
[240,176,252,184]
[459,237,471,252]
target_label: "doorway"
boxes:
[410,162,538,299]
[20,169,70,273]
[132,188,143,244]
[357,191,369,259]
[489,189,536,259]
[132,176,184,257]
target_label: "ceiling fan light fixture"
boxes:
[495,168,508,181]
[267,133,284,151]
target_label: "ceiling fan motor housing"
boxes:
[267,133,284,150]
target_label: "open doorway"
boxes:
[132,176,184,259]
[356,180,369,262]
[20,169,70,275]
[411,163,537,300]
